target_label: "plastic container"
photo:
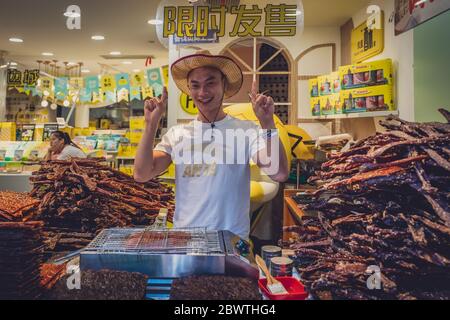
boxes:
[258,277,308,300]
[270,257,294,277]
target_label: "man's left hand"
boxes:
[249,80,276,129]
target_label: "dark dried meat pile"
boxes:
[286,109,450,300]
[0,221,44,299]
[47,269,148,300]
[170,275,262,300]
[26,158,175,251]
[0,191,39,222]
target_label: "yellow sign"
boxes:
[101,75,115,92]
[180,93,198,115]
[163,4,297,38]
[130,72,145,87]
[351,11,384,64]
[142,86,154,99]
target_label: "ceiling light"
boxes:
[68,62,77,66]
[9,62,18,66]
[81,69,90,73]
[43,90,50,96]
[122,61,132,65]
[9,37,23,43]
[110,51,121,55]
[91,35,105,40]
[63,100,70,107]
[42,52,54,56]
[41,100,49,107]
[64,11,81,18]
[148,19,163,25]
[50,103,58,110]
[0,65,8,69]
[133,69,141,72]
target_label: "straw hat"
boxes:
[171,50,243,99]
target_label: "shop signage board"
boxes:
[42,124,59,142]
[16,124,36,142]
[395,0,450,35]
[163,4,298,39]
[351,11,384,64]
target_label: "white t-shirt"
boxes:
[155,115,266,239]
[56,145,87,160]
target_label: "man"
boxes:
[134,50,288,240]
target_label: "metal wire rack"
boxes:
[85,227,223,255]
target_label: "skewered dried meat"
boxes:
[288,109,450,300]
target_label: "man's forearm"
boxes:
[259,121,289,181]
[134,121,159,182]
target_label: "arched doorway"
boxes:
[220,37,295,125]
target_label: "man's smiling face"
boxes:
[187,66,226,113]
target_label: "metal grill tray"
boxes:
[85,227,223,255]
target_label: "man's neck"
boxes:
[196,107,227,123]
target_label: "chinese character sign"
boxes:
[163,4,298,39]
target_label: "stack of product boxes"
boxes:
[310,59,395,116]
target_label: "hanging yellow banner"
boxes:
[117,88,129,102]
[101,75,116,92]
[142,86,154,99]
[161,65,169,86]
[130,72,146,87]
[39,77,54,98]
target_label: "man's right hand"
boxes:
[144,86,168,125]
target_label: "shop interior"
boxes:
[0,0,449,300]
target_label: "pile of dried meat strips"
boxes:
[27,158,174,251]
[0,221,44,299]
[286,109,450,300]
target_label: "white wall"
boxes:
[352,0,415,121]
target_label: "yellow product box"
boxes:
[310,97,321,116]
[320,94,340,115]
[339,58,393,90]
[308,78,319,97]
[334,93,343,114]
[318,75,333,96]
[129,131,143,144]
[0,122,16,141]
[73,128,83,137]
[89,120,98,128]
[330,72,341,93]
[119,165,134,176]
[118,144,137,157]
[61,127,73,138]
[129,116,146,130]
[34,128,43,141]
[340,85,395,114]
[100,119,111,130]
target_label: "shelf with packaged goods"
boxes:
[303,110,399,120]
